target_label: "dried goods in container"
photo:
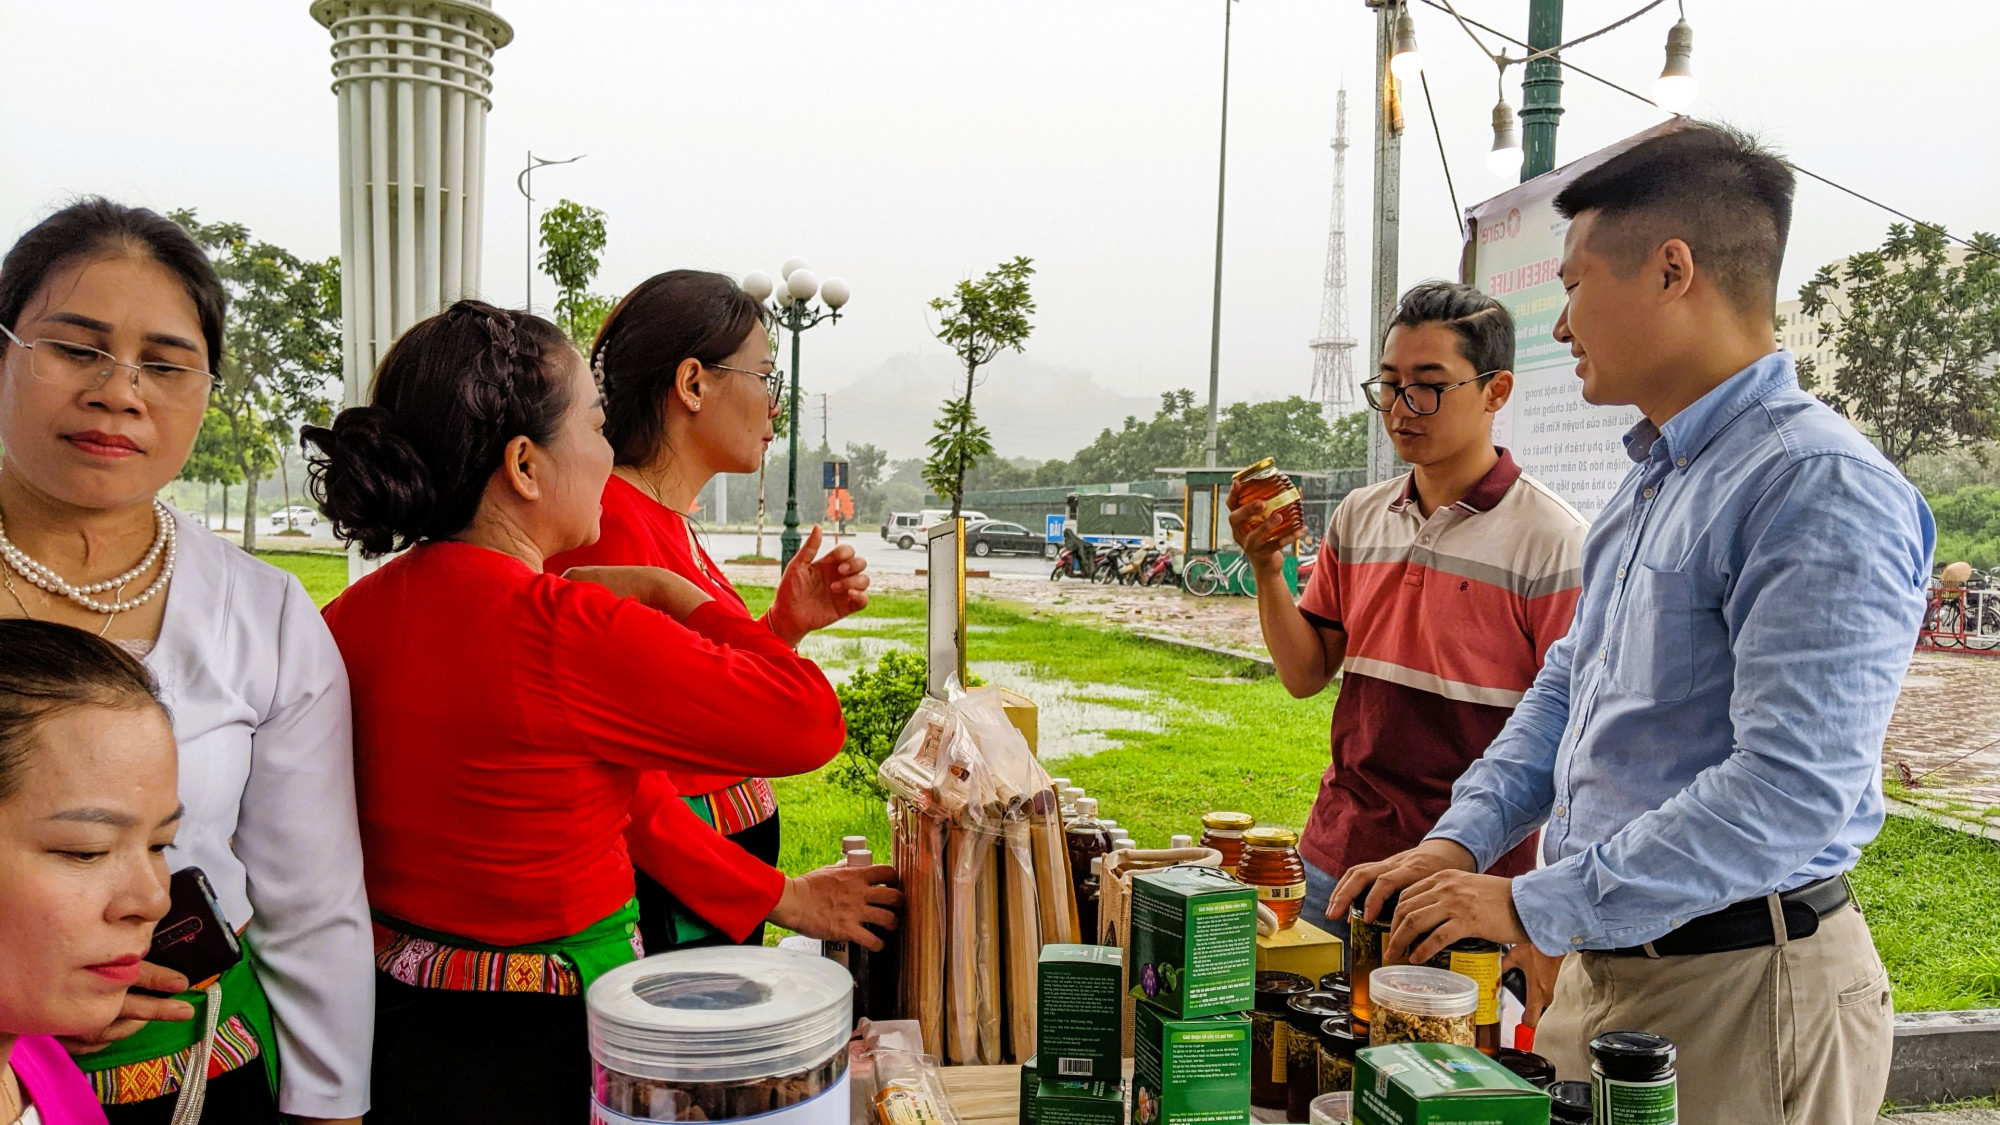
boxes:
[1366,965,1478,1049]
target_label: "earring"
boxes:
[690,400,702,412]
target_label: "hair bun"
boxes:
[302,406,436,559]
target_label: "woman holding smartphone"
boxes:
[0,620,186,1125]
[0,201,370,1124]
[548,270,884,953]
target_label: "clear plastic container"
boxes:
[589,947,853,1122]
[1308,1092,1352,1125]
[1366,965,1478,1048]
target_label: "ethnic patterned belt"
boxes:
[88,1014,260,1105]
[698,776,779,836]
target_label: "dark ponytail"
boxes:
[0,197,226,371]
[591,270,768,467]
[302,300,574,558]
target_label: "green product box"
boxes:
[1132,1004,1251,1125]
[1352,1043,1551,1125]
[1037,944,1123,1081]
[1033,1078,1124,1125]
[1021,1057,1038,1125]
[1129,867,1257,1018]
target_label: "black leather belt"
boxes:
[1605,875,1853,958]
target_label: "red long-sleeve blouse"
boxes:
[547,476,794,939]
[323,541,841,946]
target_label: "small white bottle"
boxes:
[1170,834,1194,849]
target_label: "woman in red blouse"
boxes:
[548,270,886,954]
[303,301,898,1124]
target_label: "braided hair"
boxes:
[302,300,574,558]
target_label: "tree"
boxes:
[1218,397,1339,469]
[538,199,616,348]
[1326,409,1371,468]
[170,211,342,548]
[179,406,244,529]
[1798,223,2000,469]
[923,257,1037,518]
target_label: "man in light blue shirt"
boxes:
[1331,123,1931,1124]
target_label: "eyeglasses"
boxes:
[0,324,214,409]
[1359,372,1499,416]
[704,362,786,404]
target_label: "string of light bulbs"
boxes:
[1396,0,2000,264]
[1390,0,1695,181]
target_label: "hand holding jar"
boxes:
[1227,459,1306,570]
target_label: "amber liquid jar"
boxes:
[1237,826,1309,930]
[1199,811,1254,875]
[1250,972,1313,1110]
[1345,889,1399,1025]
[1230,458,1303,536]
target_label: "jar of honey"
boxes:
[1199,811,1255,875]
[1237,826,1308,930]
[1345,889,1399,1025]
[1230,458,1303,537]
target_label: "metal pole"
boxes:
[1365,0,1406,486]
[1202,0,1234,469]
[780,311,805,567]
[1521,0,1565,179]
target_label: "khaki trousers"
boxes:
[1537,903,1892,1125]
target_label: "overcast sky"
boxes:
[5,1,1997,442]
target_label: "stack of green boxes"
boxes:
[1025,945,1125,1125]
[1128,867,1257,1125]
[1352,1043,1550,1124]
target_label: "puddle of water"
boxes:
[969,659,1165,761]
[800,634,913,686]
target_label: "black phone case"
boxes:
[144,866,243,992]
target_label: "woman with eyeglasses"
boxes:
[0,199,371,1124]
[547,270,896,956]
[308,299,855,1122]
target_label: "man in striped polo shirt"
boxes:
[1230,281,1586,935]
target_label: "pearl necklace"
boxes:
[0,499,177,615]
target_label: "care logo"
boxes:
[1479,207,1525,246]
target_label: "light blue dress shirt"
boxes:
[1428,351,1934,954]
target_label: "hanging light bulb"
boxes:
[1488,98,1523,180]
[1655,16,1696,112]
[1389,8,1423,85]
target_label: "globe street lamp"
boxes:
[741,260,850,567]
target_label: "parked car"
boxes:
[964,520,1044,558]
[881,508,995,550]
[266,505,323,532]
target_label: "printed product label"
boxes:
[1593,1073,1677,1125]
[595,1070,850,1125]
[1263,487,1301,513]
[1447,950,1502,1025]
[1270,1023,1288,1082]
[1255,882,1306,902]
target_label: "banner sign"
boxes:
[1462,122,1676,520]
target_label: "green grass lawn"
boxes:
[256,552,2000,1011]
[254,549,349,607]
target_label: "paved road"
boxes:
[702,529,1061,582]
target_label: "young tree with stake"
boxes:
[923,257,1036,519]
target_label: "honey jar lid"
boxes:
[1232,457,1277,480]
[1243,826,1298,848]
[1201,811,1255,831]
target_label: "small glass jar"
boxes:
[1493,1048,1556,1091]
[1199,811,1255,875]
[1314,1016,1362,1096]
[1231,458,1304,536]
[1590,1031,1677,1125]
[1344,890,1398,1024]
[1367,966,1478,1049]
[1237,826,1308,930]
[1250,971,1313,1110]
[1549,1080,1593,1125]
[1426,937,1504,1053]
[1284,993,1348,1121]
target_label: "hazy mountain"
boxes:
[823,351,1159,462]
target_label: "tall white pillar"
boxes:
[311,0,511,578]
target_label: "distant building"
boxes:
[1776,245,1981,424]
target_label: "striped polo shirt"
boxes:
[1296,449,1585,880]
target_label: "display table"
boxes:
[938,1065,1296,1125]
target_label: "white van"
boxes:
[882,509,992,550]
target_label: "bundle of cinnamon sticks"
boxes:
[880,689,1075,1065]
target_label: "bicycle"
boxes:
[1181,552,1256,597]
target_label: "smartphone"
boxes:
[143,867,243,992]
